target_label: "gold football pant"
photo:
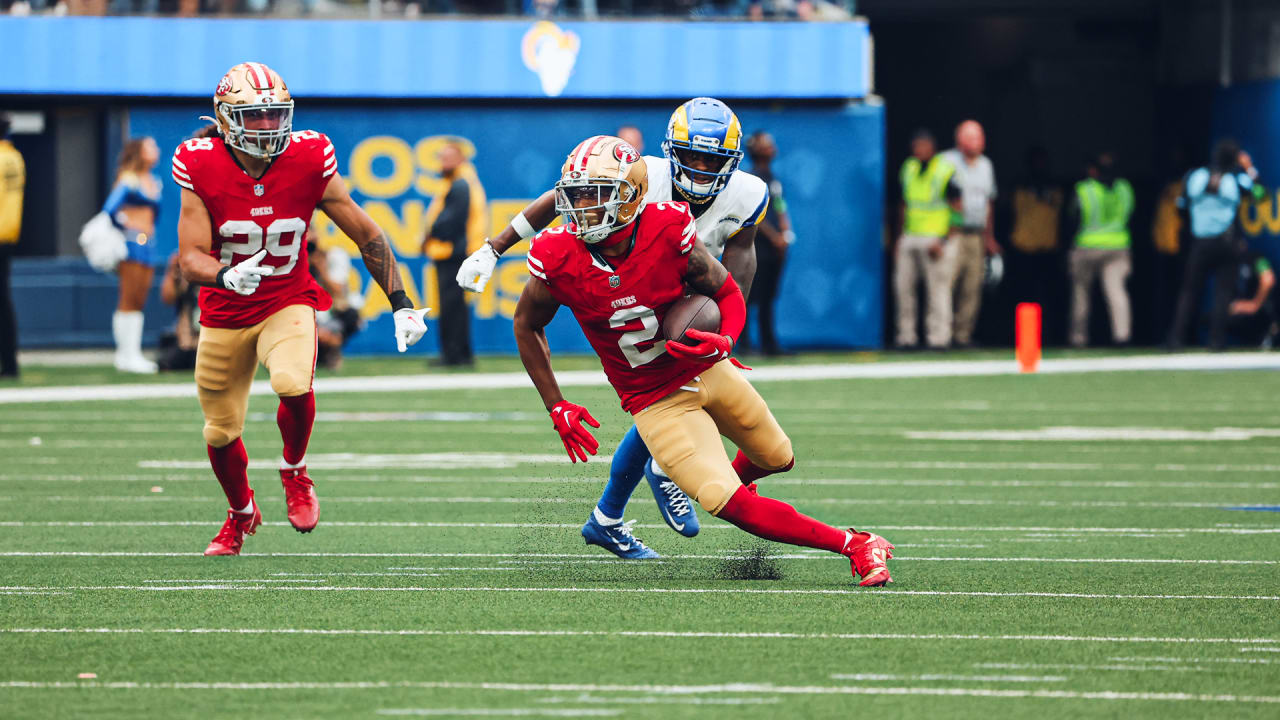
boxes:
[633,360,793,516]
[195,304,317,448]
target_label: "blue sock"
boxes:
[595,425,650,520]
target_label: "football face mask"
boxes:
[555,179,637,245]
[219,102,294,159]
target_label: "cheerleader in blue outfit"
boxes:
[101,138,162,373]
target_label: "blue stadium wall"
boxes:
[6,17,884,354]
[1216,80,1280,262]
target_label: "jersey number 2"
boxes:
[610,305,665,368]
[218,218,308,275]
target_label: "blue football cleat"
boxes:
[645,458,700,538]
[581,515,660,559]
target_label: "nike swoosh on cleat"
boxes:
[660,506,686,532]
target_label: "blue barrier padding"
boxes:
[0,17,870,100]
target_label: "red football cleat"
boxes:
[204,496,262,556]
[280,466,319,533]
[843,530,895,587]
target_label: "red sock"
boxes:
[732,449,795,485]
[277,391,316,466]
[207,438,251,510]
[717,484,848,554]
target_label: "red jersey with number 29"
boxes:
[171,131,334,329]
[527,201,707,414]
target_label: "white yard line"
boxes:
[377,710,619,717]
[812,460,1280,473]
[12,496,1280,511]
[831,673,1067,683]
[1110,655,1275,666]
[3,352,1278,405]
[2,679,1279,705]
[1241,647,1280,653]
[0,547,1275,565]
[0,585,1275,601]
[973,663,1206,674]
[2,628,1273,645]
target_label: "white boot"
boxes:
[113,310,157,374]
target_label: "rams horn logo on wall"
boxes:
[215,73,234,97]
[521,21,580,98]
[614,142,639,164]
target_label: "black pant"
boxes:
[743,242,784,355]
[434,256,473,365]
[0,247,16,376]
[1167,233,1237,350]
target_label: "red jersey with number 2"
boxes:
[171,131,334,329]
[527,201,708,415]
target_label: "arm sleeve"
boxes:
[428,178,471,242]
[712,273,747,344]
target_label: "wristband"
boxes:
[387,290,413,312]
[214,266,229,290]
[512,212,537,240]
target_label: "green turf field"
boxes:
[1,356,1278,719]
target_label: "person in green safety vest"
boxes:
[1067,151,1134,347]
[893,129,963,350]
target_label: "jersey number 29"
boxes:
[218,218,308,275]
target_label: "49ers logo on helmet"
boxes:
[215,73,234,97]
[614,142,639,164]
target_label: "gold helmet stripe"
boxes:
[669,105,690,143]
[724,112,743,150]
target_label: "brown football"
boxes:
[662,294,721,344]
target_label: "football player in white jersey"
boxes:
[457,98,774,558]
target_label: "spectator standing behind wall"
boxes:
[741,131,793,356]
[0,114,23,379]
[941,120,999,349]
[1167,139,1264,351]
[894,129,961,351]
[422,142,480,367]
[1068,152,1134,347]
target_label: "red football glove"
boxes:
[550,400,600,463]
[666,328,734,364]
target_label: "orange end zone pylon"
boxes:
[1016,303,1041,373]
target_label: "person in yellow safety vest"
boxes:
[894,129,963,350]
[1068,151,1134,347]
[0,114,24,378]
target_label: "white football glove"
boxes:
[456,242,500,293]
[393,307,430,352]
[218,249,273,296]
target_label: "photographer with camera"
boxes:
[1167,139,1266,351]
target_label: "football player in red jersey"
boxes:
[174,62,429,556]
[513,136,896,586]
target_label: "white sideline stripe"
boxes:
[832,673,1067,683]
[1241,648,1280,653]
[378,710,618,717]
[3,680,1279,705]
[906,427,1280,442]
[3,352,1277,405]
[812,460,1280,474]
[17,496,1279,510]
[1,585,1274,601]
[1110,655,1275,666]
[9,475,1280,490]
[974,663,1206,674]
[536,695,780,706]
[3,628,1274,645]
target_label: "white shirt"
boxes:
[941,149,996,228]
[643,155,769,258]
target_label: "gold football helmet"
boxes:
[554,135,648,245]
[211,62,294,159]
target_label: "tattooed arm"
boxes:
[319,173,407,306]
